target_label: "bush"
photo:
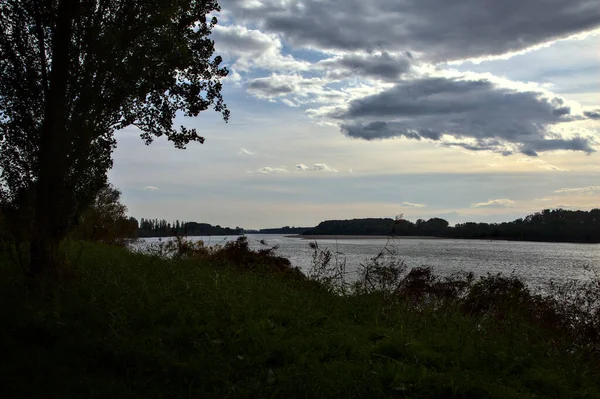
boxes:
[308,237,600,353]
[145,235,307,282]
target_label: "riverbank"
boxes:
[1,241,599,398]
[286,234,600,245]
[286,234,441,240]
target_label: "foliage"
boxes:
[141,236,307,282]
[309,239,600,352]
[305,208,600,243]
[0,0,229,275]
[1,242,600,398]
[448,208,600,242]
[73,184,138,244]
[307,241,348,294]
[138,218,242,237]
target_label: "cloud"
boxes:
[212,24,309,72]
[400,202,426,208]
[246,74,324,99]
[313,163,338,172]
[144,186,159,191]
[258,166,288,174]
[584,109,600,119]
[238,148,255,155]
[330,76,596,156]
[517,158,568,171]
[281,99,300,107]
[224,0,600,62]
[554,186,600,194]
[295,163,339,172]
[317,52,413,81]
[471,199,515,208]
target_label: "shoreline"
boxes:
[285,234,442,240]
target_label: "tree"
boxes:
[75,183,138,243]
[0,0,229,276]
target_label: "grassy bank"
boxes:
[1,240,599,398]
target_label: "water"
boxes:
[139,234,600,286]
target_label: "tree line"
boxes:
[138,219,242,237]
[305,209,600,243]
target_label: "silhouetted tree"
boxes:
[75,184,138,242]
[0,0,229,277]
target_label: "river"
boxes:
[139,234,600,286]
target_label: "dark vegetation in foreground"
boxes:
[305,208,600,243]
[2,236,600,398]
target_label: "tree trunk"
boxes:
[28,234,61,277]
[29,0,78,278]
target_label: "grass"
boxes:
[1,240,600,398]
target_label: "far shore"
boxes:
[285,234,443,240]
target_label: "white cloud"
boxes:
[281,99,300,107]
[144,186,159,191]
[295,163,338,172]
[212,25,309,73]
[517,158,568,171]
[400,202,426,208]
[258,166,288,174]
[554,186,600,194]
[313,163,338,172]
[238,148,255,156]
[471,199,515,208]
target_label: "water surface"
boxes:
[140,234,600,285]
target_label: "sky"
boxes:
[109,0,600,229]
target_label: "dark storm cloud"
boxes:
[584,110,600,119]
[317,52,412,81]
[245,74,324,99]
[246,78,295,97]
[221,0,600,62]
[341,122,442,141]
[334,77,596,156]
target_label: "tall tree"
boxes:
[0,0,229,276]
[75,183,137,242]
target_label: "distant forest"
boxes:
[133,208,600,243]
[304,209,600,243]
[136,219,308,237]
[138,219,243,237]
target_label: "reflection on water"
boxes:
[139,234,600,286]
